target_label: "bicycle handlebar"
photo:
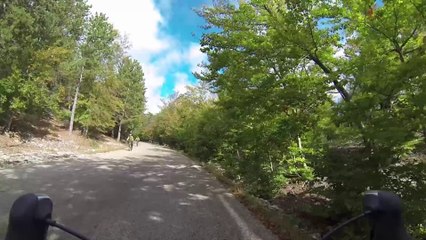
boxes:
[5,193,52,240]
[3,191,412,240]
[363,191,411,240]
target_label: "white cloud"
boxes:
[333,47,345,59]
[174,72,191,95]
[88,0,207,113]
[89,0,174,113]
[88,0,172,113]
[143,64,165,113]
[153,42,207,74]
[157,0,173,17]
[88,0,170,54]
[187,43,207,74]
[156,50,185,68]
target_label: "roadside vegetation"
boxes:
[143,0,426,238]
[2,0,426,238]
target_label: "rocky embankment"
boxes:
[0,151,81,168]
[0,132,124,168]
[0,137,81,168]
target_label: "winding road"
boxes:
[0,143,278,240]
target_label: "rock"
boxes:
[269,204,281,211]
[259,198,270,206]
[311,233,321,240]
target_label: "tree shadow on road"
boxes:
[0,146,277,240]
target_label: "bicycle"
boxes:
[3,190,412,240]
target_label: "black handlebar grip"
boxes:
[364,191,411,240]
[5,193,53,240]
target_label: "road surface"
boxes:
[0,142,278,240]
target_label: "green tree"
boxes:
[0,0,90,132]
[148,0,426,235]
[115,56,146,141]
[68,13,123,136]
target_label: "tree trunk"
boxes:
[67,86,72,110]
[4,113,13,133]
[423,125,426,144]
[269,154,274,172]
[83,127,89,137]
[117,119,122,142]
[297,136,303,149]
[69,66,84,135]
[236,149,241,160]
[111,128,114,138]
[309,55,351,101]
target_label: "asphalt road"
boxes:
[0,142,278,240]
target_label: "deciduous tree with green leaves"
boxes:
[146,0,426,236]
[0,1,146,140]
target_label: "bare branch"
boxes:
[306,15,319,54]
[404,47,420,54]
[401,25,419,49]
[393,7,399,41]
[368,23,393,41]
[309,54,351,101]
[263,4,272,15]
[409,0,426,20]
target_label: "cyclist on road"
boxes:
[126,133,134,151]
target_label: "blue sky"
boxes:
[87,0,384,113]
[88,0,210,113]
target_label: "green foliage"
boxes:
[2,0,426,236]
[146,82,315,199]
[0,68,51,121]
[116,57,146,136]
[144,0,426,236]
[0,1,146,137]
